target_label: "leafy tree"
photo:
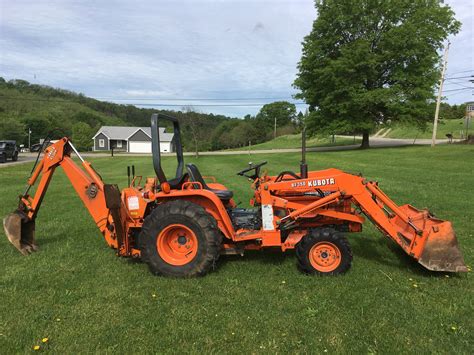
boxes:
[72,122,94,151]
[256,101,297,138]
[73,110,104,128]
[0,117,26,143]
[181,106,206,157]
[210,120,241,150]
[439,103,466,120]
[21,115,50,144]
[294,0,460,148]
[230,121,263,147]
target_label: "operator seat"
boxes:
[186,163,233,201]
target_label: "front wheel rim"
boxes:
[156,224,198,266]
[309,241,341,272]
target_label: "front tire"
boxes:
[139,200,222,277]
[296,228,352,276]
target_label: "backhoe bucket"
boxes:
[393,205,467,273]
[3,211,37,255]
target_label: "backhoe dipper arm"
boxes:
[4,138,123,255]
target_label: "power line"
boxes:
[444,89,473,97]
[0,96,307,107]
[133,103,308,107]
[443,82,473,89]
[442,87,472,93]
[93,96,301,102]
[447,69,474,75]
[445,75,474,80]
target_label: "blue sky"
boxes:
[1,0,472,118]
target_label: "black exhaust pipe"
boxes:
[300,125,308,179]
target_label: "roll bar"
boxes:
[151,113,184,185]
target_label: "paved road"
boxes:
[0,154,39,168]
[0,136,454,168]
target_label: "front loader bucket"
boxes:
[393,205,467,273]
[3,211,37,255]
[418,220,467,272]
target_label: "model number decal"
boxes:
[291,178,335,188]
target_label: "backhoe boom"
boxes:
[3,138,124,254]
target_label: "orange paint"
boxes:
[156,224,198,266]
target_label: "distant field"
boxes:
[385,118,468,139]
[231,134,360,151]
[0,145,473,353]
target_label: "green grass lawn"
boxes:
[1,145,473,353]
[231,134,360,151]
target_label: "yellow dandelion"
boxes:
[152,294,157,298]
[451,326,457,331]
[409,278,413,281]
[42,338,49,343]
[281,281,286,284]
[56,318,61,322]
[33,345,40,351]
[413,284,418,288]
[445,275,450,278]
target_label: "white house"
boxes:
[92,126,174,153]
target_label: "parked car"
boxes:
[30,141,55,153]
[0,140,19,163]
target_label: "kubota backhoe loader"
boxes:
[3,114,467,277]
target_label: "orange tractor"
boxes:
[3,114,467,276]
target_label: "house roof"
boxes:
[93,126,174,142]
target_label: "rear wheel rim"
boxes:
[309,242,341,272]
[157,224,198,266]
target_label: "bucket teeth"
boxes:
[3,212,38,255]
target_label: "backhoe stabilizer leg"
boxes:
[3,211,38,255]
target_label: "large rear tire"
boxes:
[296,228,352,276]
[139,200,222,277]
[12,152,18,161]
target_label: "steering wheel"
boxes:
[237,161,267,180]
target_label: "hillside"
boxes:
[0,78,237,151]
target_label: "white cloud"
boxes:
[0,0,471,117]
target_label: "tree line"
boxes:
[0,78,301,151]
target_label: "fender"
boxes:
[155,189,236,240]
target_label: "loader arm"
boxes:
[271,169,467,272]
[3,138,125,255]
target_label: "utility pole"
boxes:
[28,128,31,150]
[431,42,450,147]
[274,116,277,140]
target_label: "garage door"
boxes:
[129,141,152,153]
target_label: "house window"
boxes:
[116,140,122,148]
[99,139,105,148]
